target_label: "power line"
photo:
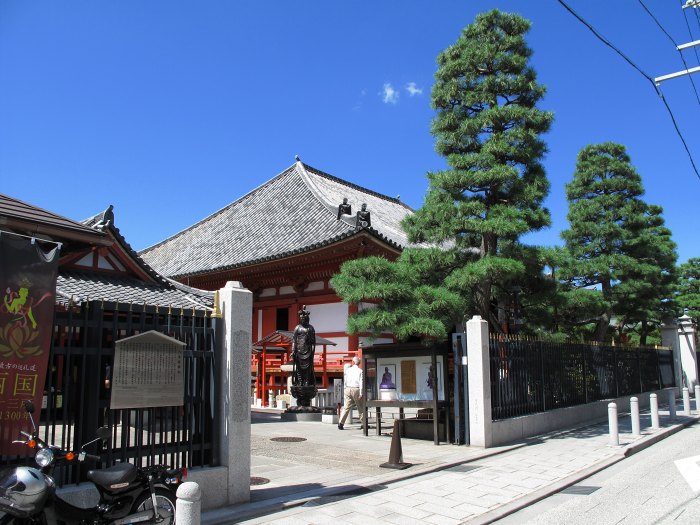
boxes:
[556,0,700,182]
[679,0,700,65]
[639,0,700,106]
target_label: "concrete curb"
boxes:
[464,416,700,525]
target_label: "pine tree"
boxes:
[676,258,700,323]
[560,142,676,342]
[332,10,553,338]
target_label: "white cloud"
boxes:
[381,83,399,104]
[405,82,423,96]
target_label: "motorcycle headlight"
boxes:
[35,448,54,468]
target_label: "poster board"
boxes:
[111,331,185,409]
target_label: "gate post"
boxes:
[678,316,698,390]
[217,281,253,505]
[467,315,492,448]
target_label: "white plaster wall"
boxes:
[324,336,348,354]
[308,302,348,332]
[305,281,325,292]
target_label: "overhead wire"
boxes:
[639,0,700,106]
[679,0,700,66]
[555,0,700,182]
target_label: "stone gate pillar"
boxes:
[678,315,698,390]
[218,281,252,504]
[467,315,492,448]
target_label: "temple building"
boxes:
[140,158,418,396]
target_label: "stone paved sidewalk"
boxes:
[203,404,699,525]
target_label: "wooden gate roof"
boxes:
[139,159,422,279]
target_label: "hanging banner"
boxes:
[0,234,59,455]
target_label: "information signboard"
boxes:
[111,331,185,409]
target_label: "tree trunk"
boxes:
[594,279,612,342]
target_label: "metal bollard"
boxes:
[668,390,676,419]
[176,482,201,525]
[650,394,660,429]
[683,387,691,415]
[608,402,619,446]
[695,385,700,412]
[630,397,640,436]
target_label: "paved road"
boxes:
[497,421,700,525]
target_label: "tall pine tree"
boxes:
[676,258,700,323]
[332,10,553,338]
[560,142,676,342]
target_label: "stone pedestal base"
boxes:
[290,385,318,407]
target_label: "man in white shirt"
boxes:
[338,356,364,430]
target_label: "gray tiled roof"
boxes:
[57,270,214,309]
[0,193,107,240]
[140,161,417,278]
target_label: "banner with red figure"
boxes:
[0,234,59,455]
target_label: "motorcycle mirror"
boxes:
[23,400,35,414]
[96,426,111,443]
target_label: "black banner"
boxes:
[0,234,59,455]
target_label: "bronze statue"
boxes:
[290,305,318,407]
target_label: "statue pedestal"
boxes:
[290,385,318,407]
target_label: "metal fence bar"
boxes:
[489,336,675,421]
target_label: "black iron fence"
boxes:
[490,336,675,421]
[1,300,217,485]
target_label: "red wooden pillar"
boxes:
[261,345,267,406]
[322,345,328,388]
[254,355,261,403]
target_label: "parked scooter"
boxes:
[0,400,186,524]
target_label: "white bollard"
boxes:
[650,394,660,429]
[277,399,287,410]
[630,397,640,437]
[668,390,676,419]
[695,385,700,412]
[176,482,201,525]
[683,387,691,415]
[608,402,619,446]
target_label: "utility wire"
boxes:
[556,0,700,182]
[639,0,700,106]
[679,0,700,65]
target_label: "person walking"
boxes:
[338,356,364,430]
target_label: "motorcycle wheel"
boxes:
[130,488,176,525]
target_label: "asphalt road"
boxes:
[497,421,700,525]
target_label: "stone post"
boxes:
[661,319,681,392]
[650,393,660,429]
[678,316,698,390]
[608,402,619,446]
[630,397,640,437]
[467,315,492,448]
[218,281,252,504]
[176,482,201,525]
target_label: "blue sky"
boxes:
[2,1,699,263]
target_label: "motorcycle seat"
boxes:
[87,462,137,489]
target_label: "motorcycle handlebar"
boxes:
[82,453,101,462]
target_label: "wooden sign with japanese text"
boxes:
[111,331,185,409]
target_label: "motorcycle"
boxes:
[0,400,186,524]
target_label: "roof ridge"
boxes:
[299,162,413,211]
[295,161,356,228]
[139,164,298,254]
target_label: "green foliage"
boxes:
[559,142,678,342]
[677,258,700,322]
[333,9,553,339]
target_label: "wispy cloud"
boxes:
[381,83,399,104]
[405,82,423,96]
[352,89,367,111]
